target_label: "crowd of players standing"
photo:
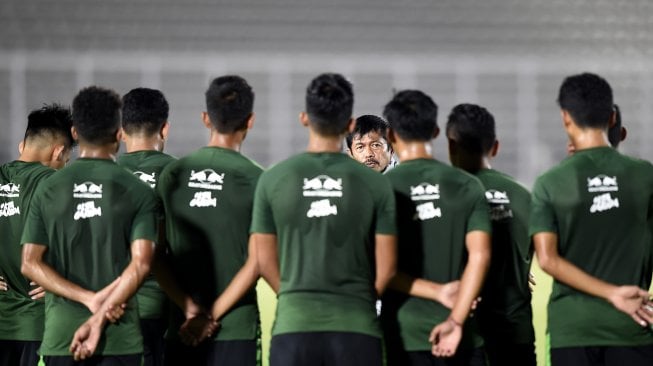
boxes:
[0,71,652,366]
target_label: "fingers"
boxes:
[28,284,46,300]
[635,301,653,326]
[631,312,648,327]
[105,303,126,323]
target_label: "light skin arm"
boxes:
[70,238,155,360]
[430,230,491,357]
[21,243,120,313]
[534,231,650,326]
[389,272,462,309]
[375,234,397,297]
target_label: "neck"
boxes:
[394,140,433,162]
[123,134,164,153]
[306,128,345,153]
[452,153,490,174]
[207,129,245,152]
[18,147,52,166]
[78,143,117,160]
[569,127,610,151]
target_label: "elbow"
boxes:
[537,254,555,275]
[21,257,34,279]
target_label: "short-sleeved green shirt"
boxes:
[381,158,491,351]
[250,152,396,338]
[20,158,159,356]
[529,147,653,348]
[156,147,262,341]
[117,150,175,320]
[474,168,534,344]
[0,161,53,341]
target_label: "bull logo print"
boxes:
[302,175,343,197]
[73,182,103,198]
[188,169,225,190]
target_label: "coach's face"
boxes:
[349,131,392,173]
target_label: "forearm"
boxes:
[539,253,615,300]
[211,257,260,320]
[388,272,441,301]
[449,234,490,324]
[153,253,195,312]
[21,252,93,306]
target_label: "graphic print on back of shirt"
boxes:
[410,182,441,221]
[587,175,619,213]
[188,169,224,208]
[73,182,103,220]
[0,182,20,217]
[485,189,513,221]
[303,175,342,218]
[133,171,157,188]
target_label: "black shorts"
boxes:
[551,345,653,366]
[42,354,141,366]
[140,318,166,366]
[399,348,487,366]
[483,340,535,366]
[164,339,258,366]
[0,340,40,366]
[270,331,382,366]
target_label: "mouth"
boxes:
[364,160,379,167]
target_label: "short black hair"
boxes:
[446,103,496,155]
[608,104,623,148]
[24,103,75,148]
[121,88,169,136]
[205,75,254,133]
[383,90,438,142]
[557,72,613,129]
[345,115,389,150]
[305,73,354,136]
[72,86,122,145]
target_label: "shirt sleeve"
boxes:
[20,187,49,246]
[528,177,558,236]
[466,179,492,234]
[130,186,159,243]
[374,175,397,235]
[250,173,276,234]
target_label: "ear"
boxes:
[299,112,310,127]
[489,140,499,158]
[119,127,128,142]
[561,110,573,129]
[607,110,617,128]
[345,147,353,156]
[246,113,256,130]
[346,118,356,133]
[51,144,65,162]
[161,122,170,140]
[387,128,397,144]
[18,141,24,154]
[433,127,440,139]
[620,126,627,143]
[202,112,212,130]
[71,126,79,141]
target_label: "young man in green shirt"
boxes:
[446,103,535,366]
[116,88,176,366]
[21,86,159,366]
[0,104,74,366]
[345,114,395,173]
[154,75,261,366]
[380,90,491,366]
[530,72,653,366]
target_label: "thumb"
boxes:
[429,326,441,344]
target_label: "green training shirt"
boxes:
[250,152,396,338]
[157,146,262,341]
[382,158,491,352]
[474,168,534,344]
[117,150,175,320]
[21,158,159,356]
[0,161,53,341]
[529,146,653,348]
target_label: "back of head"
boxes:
[383,90,438,141]
[446,103,496,155]
[122,88,169,136]
[608,104,623,148]
[205,75,254,133]
[24,103,75,149]
[305,73,354,136]
[72,86,122,145]
[557,72,613,129]
[346,115,389,149]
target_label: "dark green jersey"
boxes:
[474,168,534,344]
[380,158,491,351]
[0,161,53,341]
[117,150,175,320]
[250,152,396,338]
[156,146,262,341]
[20,158,159,356]
[529,147,653,348]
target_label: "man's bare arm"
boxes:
[375,234,397,297]
[254,233,280,293]
[389,273,461,309]
[449,230,490,324]
[534,232,649,326]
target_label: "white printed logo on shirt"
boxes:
[485,190,510,204]
[73,182,103,199]
[0,183,20,198]
[74,201,102,220]
[411,182,442,221]
[415,202,442,221]
[190,191,217,208]
[188,169,224,190]
[303,175,343,197]
[587,175,618,192]
[134,171,156,188]
[590,193,619,213]
[0,201,20,217]
[307,199,338,218]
